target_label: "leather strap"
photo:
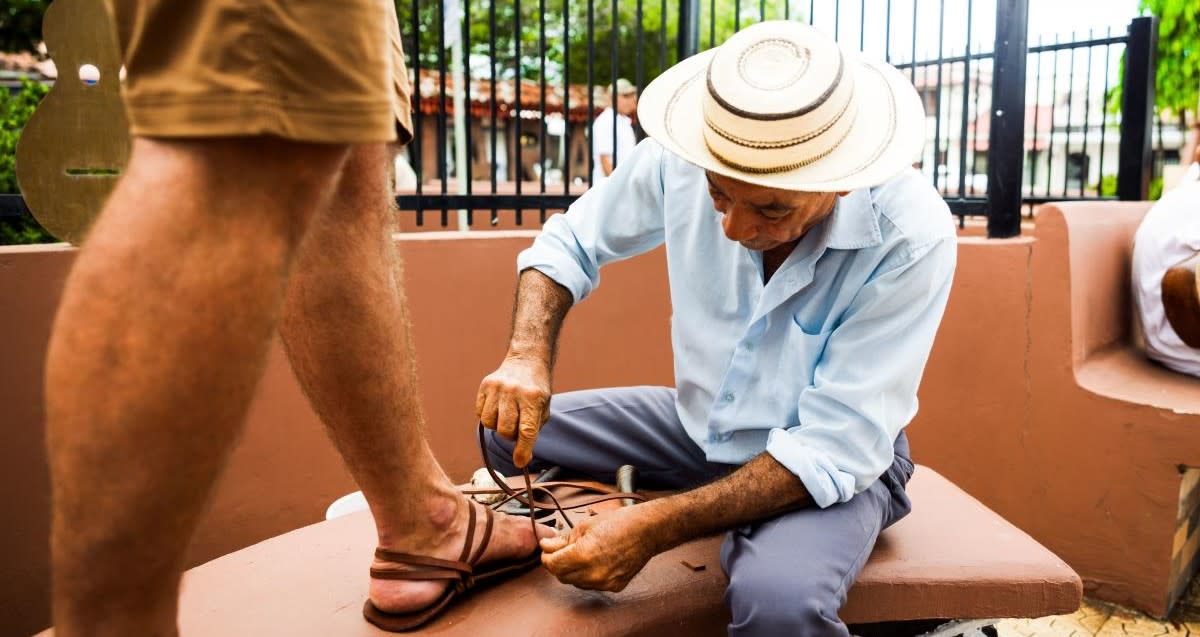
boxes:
[474,424,647,530]
[369,426,650,586]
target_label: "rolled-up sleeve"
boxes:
[766,236,957,507]
[517,140,668,302]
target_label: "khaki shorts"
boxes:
[104,0,414,145]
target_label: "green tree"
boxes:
[1110,0,1198,128]
[0,0,50,52]
[395,0,801,92]
[1,78,55,244]
[1144,0,1199,127]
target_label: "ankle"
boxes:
[374,487,465,549]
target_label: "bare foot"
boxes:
[368,497,555,614]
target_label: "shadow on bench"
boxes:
[37,466,1080,636]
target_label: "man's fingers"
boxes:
[478,385,500,430]
[540,541,585,575]
[474,382,490,423]
[539,534,569,553]
[496,396,519,440]
[512,402,542,468]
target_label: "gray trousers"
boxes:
[484,386,914,637]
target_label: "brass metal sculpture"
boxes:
[16,0,130,245]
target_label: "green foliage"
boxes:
[0,0,50,52]
[1145,0,1200,121]
[396,0,799,89]
[1109,0,1199,123]
[1098,173,1117,196]
[1,78,54,244]
[1096,173,1164,200]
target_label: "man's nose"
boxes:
[722,207,758,242]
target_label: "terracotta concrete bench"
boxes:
[914,202,1200,617]
[38,466,1079,636]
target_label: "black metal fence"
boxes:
[0,0,1163,239]
[387,0,1160,237]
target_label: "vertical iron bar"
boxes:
[834,0,840,40]
[859,0,865,51]
[515,0,523,225]
[1096,28,1112,195]
[711,0,717,47]
[588,0,595,189]
[438,0,448,226]
[490,0,498,223]
[884,0,891,62]
[1045,36,1058,197]
[661,0,668,66]
[679,0,700,58]
[1061,34,1076,196]
[1079,31,1093,196]
[1117,16,1157,200]
[932,0,945,191]
[809,0,814,24]
[563,0,571,196]
[735,0,741,31]
[540,0,548,223]
[986,0,1028,238]
[1155,114,1164,182]
[1028,37,1042,196]
[637,0,645,92]
[971,45,983,194]
[760,0,766,22]
[412,0,424,226]
[909,0,918,84]
[785,0,789,20]
[956,0,972,197]
[611,0,618,173]
[464,0,473,226]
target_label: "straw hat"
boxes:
[638,20,925,192]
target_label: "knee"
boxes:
[727,572,843,637]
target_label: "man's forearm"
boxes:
[639,453,813,554]
[508,268,574,365]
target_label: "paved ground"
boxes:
[997,581,1200,636]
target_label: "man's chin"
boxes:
[740,240,778,251]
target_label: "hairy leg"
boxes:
[279,143,551,614]
[45,137,350,637]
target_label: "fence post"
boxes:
[678,0,700,60]
[1117,16,1158,201]
[985,0,1029,239]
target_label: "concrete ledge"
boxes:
[35,466,1079,636]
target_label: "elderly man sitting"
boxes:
[476,21,957,637]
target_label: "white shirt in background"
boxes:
[590,107,637,184]
[1132,163,1200,377]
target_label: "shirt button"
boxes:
[723,392,735,402]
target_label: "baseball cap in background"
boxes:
[613,78,637,95]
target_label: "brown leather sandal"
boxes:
[362,500,541,631]
[362,425,645,632]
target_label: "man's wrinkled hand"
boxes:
[539,506,659,592]
[476,355,552,468]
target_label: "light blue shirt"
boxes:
[518,140,957,508]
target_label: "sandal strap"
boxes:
[371,499,485,583]
[467,506,494,566]
[369,549,472,581]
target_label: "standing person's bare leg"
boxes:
[280,144,551,614]
[45,137,349,637]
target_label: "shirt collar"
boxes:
[821,188,883,250]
